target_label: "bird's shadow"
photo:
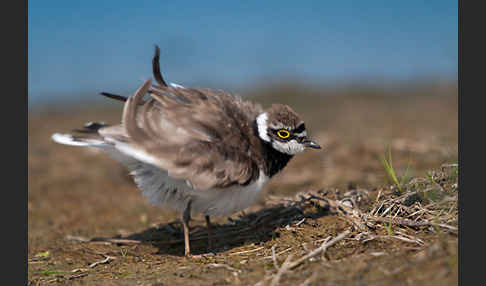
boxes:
[106,197,332,256]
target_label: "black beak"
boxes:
[303,138,321,149]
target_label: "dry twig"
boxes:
[89,256,115,268]
[287,228,352,270]
[271,244,279,271]
[261,247,292,260]
[299,273,318,286]
[229,246,264,256]
[271,254,294,286]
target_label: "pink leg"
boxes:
[181,202,192,256]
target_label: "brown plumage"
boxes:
[266,104,302,129]
[108,78,264,190]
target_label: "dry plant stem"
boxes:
[271,244,279,271]
[229,246,265,256]
[271,254,294,286]
[67,273,88,280]
[261,247,293,260]
[288,228,352,270]
[207,264,239,272]
[368,216,457,230]
[299,273,317,286]
[376,190,382,202]
[262,229,352,286]
[363,235,423,245]
[295,218,306,226]
[89,256,115,268]
[314,236,332,244]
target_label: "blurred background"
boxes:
[29,0,457,107]
[28,0,457,249]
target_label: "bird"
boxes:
[51,45,321,256]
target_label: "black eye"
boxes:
[277,130,290,139]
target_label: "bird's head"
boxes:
[256,104,321,155]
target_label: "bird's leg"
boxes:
[205,215,213,251]
[181,201,192,256]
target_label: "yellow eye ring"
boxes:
[277,130,290,139]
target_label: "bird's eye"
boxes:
[277,130,290,139]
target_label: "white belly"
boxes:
[130,162,269,217]
[190,172,269,216]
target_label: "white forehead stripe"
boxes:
[256,112,271,142]
[269,122,286,130]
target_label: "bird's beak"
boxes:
[303,138,321,149]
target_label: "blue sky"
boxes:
[29,1,457,105]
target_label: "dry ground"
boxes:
[28,84,458,285]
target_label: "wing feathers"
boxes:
[113,78,263,190]
[123,79,152,142]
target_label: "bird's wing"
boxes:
[101,78,264,190]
